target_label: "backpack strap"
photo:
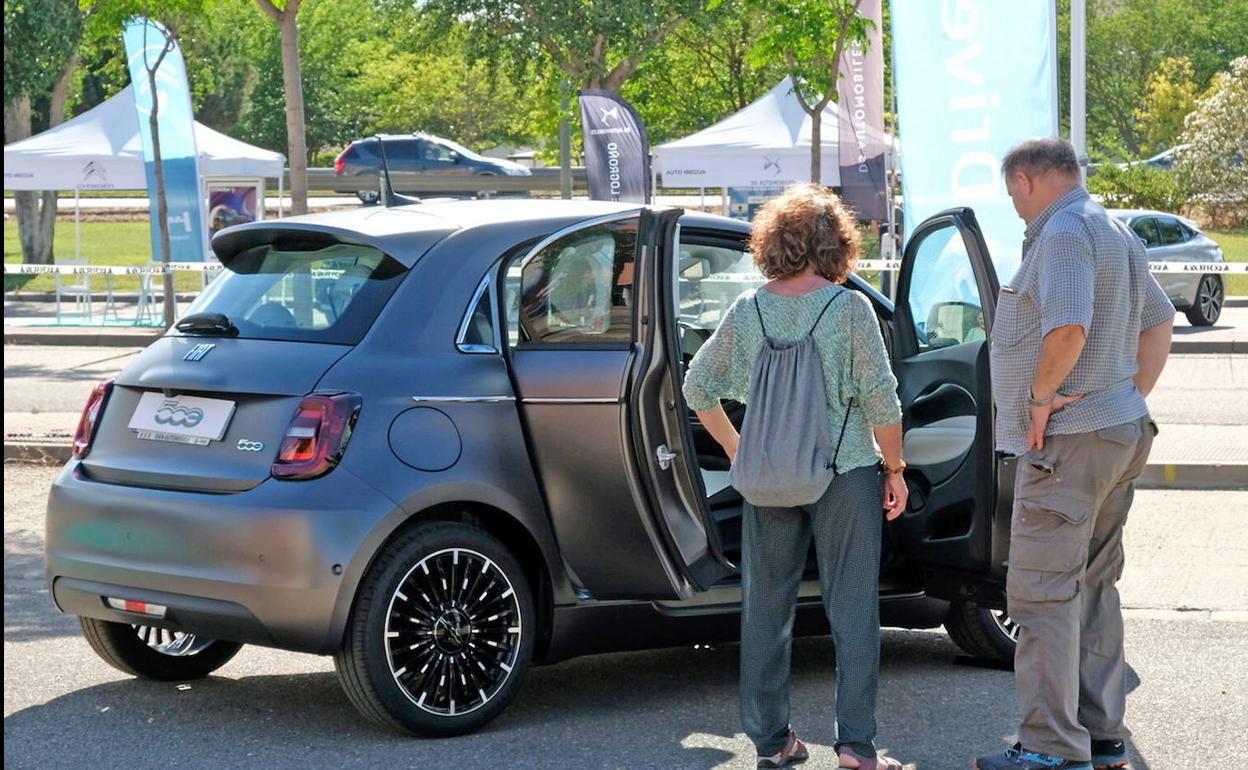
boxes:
[830,397,855,475]
[807,287,848,336]
[753,293,770,339]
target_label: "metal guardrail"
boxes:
[289,167,590,195]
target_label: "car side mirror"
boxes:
[449,151,462,164]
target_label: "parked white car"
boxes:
[1110,209,1226,326]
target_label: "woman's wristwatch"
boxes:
[881,459,907,475]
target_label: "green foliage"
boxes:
[1058,0,1248,159]
[1134,57,1199,155]
[624,1,786,143]
[1087,162,1190,213]
[3,0,82,109]
[743,0,869,110]
[1178,57,1248,228]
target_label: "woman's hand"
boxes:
[882,472,908,520]
[695,405,740,465]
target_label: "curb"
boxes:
[1134,461,1248,491]
[1169,339,1248,354]
[3,327,162,347]
[4,442,71,465]
[6,440,1247,490]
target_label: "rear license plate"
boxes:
[128,392,236,444]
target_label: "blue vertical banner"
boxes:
[892,0,1058,280]
[579,90,651,203]
[123,17,208,263]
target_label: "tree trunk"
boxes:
[280,12,308,215]
[29,56,81,267]
[810,106,821,184]
[4,93,55,265]
[148,66,177,329]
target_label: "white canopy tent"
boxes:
[2,85,285,191]
[653,77,894,189]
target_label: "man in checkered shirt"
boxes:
[975,139,1175,770]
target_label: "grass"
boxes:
[1208,229,1248,296]
[3,220,202,294]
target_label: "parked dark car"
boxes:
[1110,208,1226,326]
[334,133,531,203]
[46,200,1016,738]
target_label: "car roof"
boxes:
[1105,208,1200,227]
[212,199,750,267]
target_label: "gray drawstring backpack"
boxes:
[729,288,855,508]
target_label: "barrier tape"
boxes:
[5,260,1247,275]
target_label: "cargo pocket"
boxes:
[1007,504,1089,604]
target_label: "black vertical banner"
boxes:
[837,0,887,220]
[578,89,651,203]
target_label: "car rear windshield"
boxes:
[177,241,406,345]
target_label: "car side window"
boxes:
[1157,217,1186,246]
[507,219,638,345]
[1131,218,1161,247]
[386,140,418,163]
[906,225,984,349]
[676,240,762,359]
[423,142,455,163]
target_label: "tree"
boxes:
[3,0,83,265]
[1179,57,1248,227]
[129,19,181,327]
[743,0,868,183]
[425,0,705,93]
[1134,57,1199,155]
[625,2,786,143]
[254,0,308,214]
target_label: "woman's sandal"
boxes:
[838,746,905,770]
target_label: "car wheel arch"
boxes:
[326,499,557,659]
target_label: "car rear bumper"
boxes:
[45,461,398,654]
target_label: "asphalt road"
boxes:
[5,465,1245,770]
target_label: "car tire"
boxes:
[943,600,1018,662]
[1184,274,1223,326]
[333,522,536,737]
[79,617,243,680]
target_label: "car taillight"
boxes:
[271,392,362,480]
[333,147,348,175]
[72,380,114,459]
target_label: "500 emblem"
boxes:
[153,401,205,428]
[236,439,265,452]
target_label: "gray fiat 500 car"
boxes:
[47,200,1014,737]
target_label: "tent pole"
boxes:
[278,173,285,219]
[699,187,704,211]
[75,188,81,262]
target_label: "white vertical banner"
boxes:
[892,0,1059,281]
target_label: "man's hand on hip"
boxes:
[1026,392,1084,451]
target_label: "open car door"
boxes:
[889,207,1007,605]
[506,208,732,602]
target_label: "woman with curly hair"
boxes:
[683,184,907,770]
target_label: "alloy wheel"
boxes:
[990,609,1020,642]
[384,547,522,717]
[132,625,215,657]
[1198,275,1223,323]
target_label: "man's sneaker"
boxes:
[1090,739,1128,769]
[757,730,809,768]
[974,744,1092,770]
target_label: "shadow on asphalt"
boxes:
[2,629,1153,769]
[3,529,80,642]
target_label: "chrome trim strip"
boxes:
[520,397,621,405]
[516,209,646,273]
[455,274,498,354]
[411,395,515,403]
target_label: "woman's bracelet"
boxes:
[881,459,907,475]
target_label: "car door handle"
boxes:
[655,444,678,470]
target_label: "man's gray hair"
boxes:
[1002,138,1080,179]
